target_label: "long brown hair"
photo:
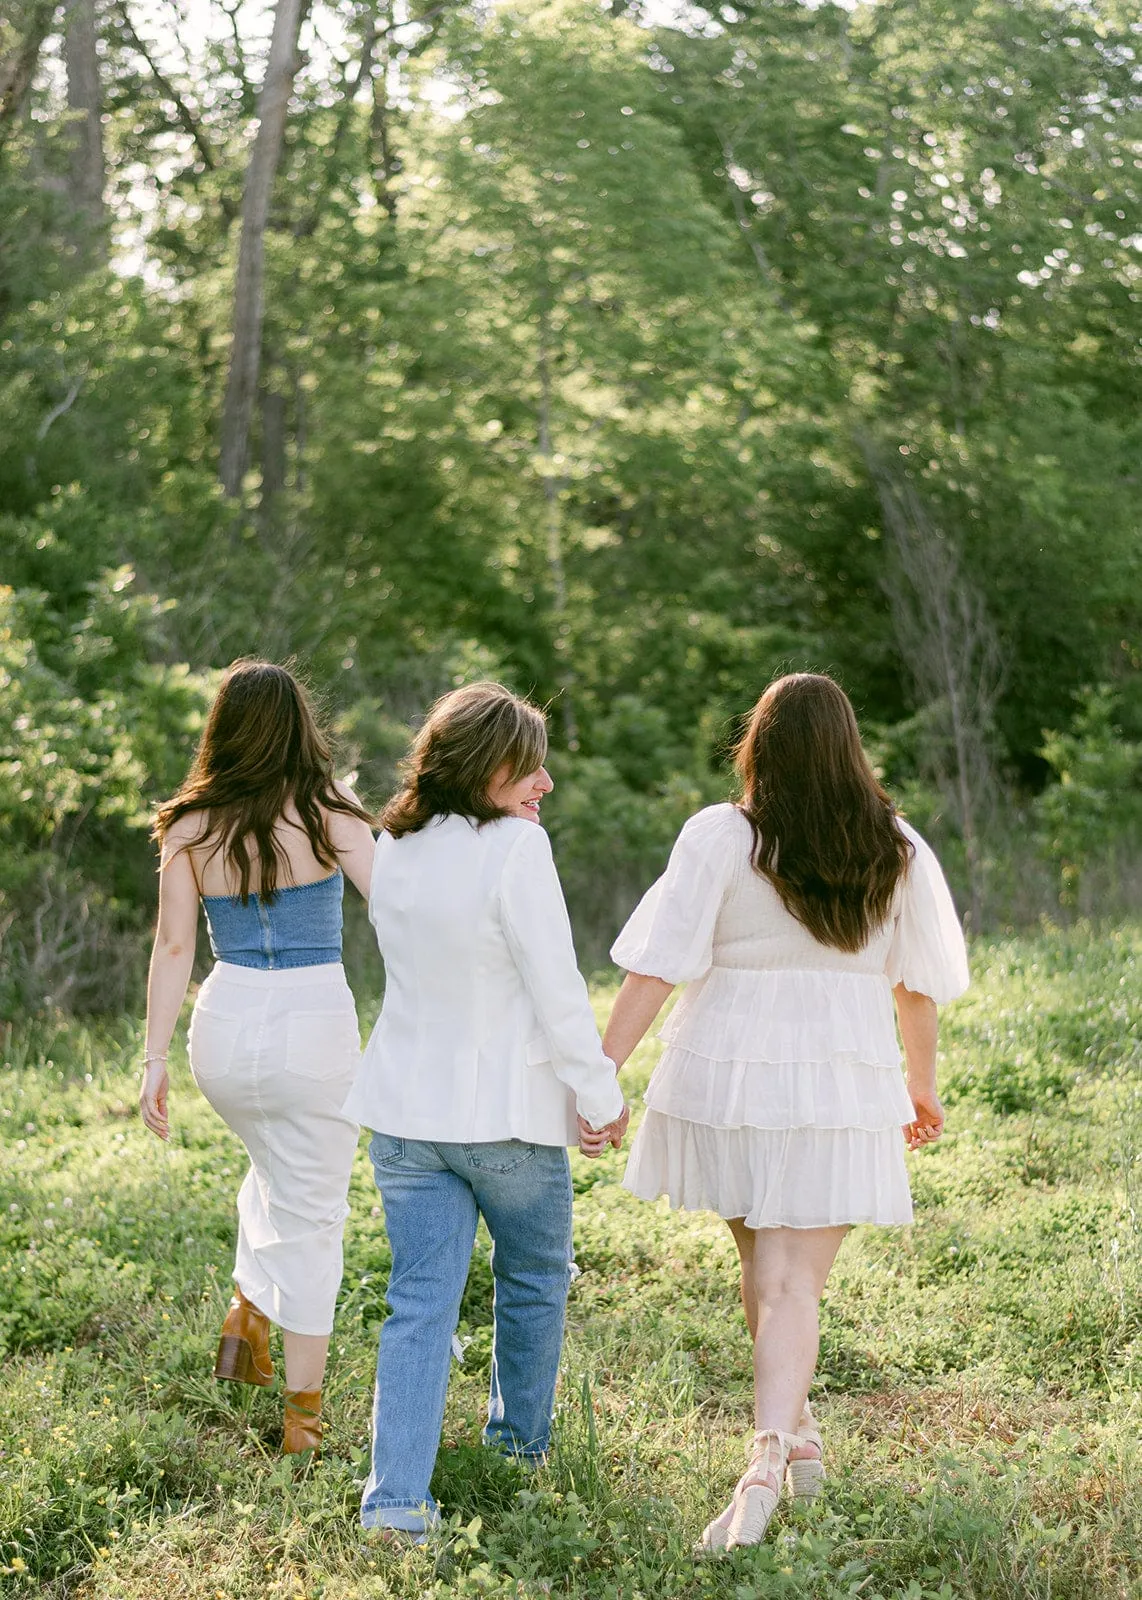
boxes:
[382,682,547,838]
[734,673,912,951]
[154,659,373,902]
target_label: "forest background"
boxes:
[1,0,1141,1017]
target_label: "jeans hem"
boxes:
[361,1503,440,1533]
[482,1430,549,1464]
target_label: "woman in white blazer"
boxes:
[345,682,627,1542]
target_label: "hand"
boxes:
[139,1059,170,1141]
[605,1103,630,1150]
[903,1085,944,1151]
[577,1105,629,1158]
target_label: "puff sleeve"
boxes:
[610,805,739,985]
[885,819,970,1004]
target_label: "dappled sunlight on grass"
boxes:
[2,927,1141,1596]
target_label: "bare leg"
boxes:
[729,1217,760,1341]
[282,1331,330,1393]
[727,1219,847,1464]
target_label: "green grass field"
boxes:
[3,927,1141,1599]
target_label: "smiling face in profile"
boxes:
[486,762,554,822]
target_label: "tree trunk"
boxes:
[219,0,308,498]
[292,362,307,491]
[370,5,398,219]
[859,437,1005,929]
[257,381,288,534]
[62,0,105,245]
[0,0,59,155]
[536,287,579,750]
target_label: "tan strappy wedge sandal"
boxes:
[697,1428,803,1555]
[726,1428,802,1549]
[785,1403,826,1502]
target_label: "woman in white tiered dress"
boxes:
[601,673,969,1552]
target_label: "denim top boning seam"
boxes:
[202,869,344,969]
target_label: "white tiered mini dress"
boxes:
[613,804,969,1229]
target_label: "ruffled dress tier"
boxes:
[612,805,969,1230]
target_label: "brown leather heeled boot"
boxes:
[213,1285,274,1387]
[283,1388,323,1456]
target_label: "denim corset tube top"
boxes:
[202,870,344,969]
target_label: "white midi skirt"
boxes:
[188,962,361,1335]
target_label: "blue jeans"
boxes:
[360,1133,574,1535]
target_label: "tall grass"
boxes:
[2,926,1141,1598]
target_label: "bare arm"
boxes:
[329,782,376,900]
[140,833,199,1140]
[602,972,675,1070]
[893,982,943,1150]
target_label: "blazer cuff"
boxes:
[578,1073,625,1131]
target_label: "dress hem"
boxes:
[621,1180,913,1230]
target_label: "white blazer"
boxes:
[343,813,625,1146]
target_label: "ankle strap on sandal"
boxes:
[749,1428,804,1455]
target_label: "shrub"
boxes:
[1035,685,1142,909]
[0,546,212,1015]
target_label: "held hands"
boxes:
[903,1085,944,1152]
[139,1059,170,1141]
[577,1104,630,1159]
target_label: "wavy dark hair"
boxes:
[153,659,373,902]
[734,673,912,952]
[382,682,548,838]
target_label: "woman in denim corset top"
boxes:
[344,682,628,1543]
[139,660,375,1455]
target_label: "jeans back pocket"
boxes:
[462,1140,538,1174]
[369,1132,407,1169]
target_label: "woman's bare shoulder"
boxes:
[321,781,375,846]
[330,777,366,808]
[162,809,207,853]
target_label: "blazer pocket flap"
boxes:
[525,1034,552,1066]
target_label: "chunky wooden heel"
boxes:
[213,1286,274,1387]
[214,1334,263,1384]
